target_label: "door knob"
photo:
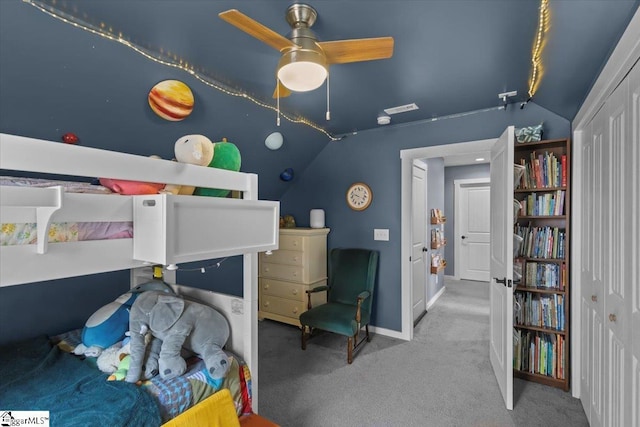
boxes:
[461,236,467,239]
[422,247,428,252]
[591,295,597,302]
[609,314,617,322]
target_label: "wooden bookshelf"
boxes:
[513,137,570,392]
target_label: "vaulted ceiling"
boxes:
[19,0,639,136]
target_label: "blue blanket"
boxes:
[0,336,161,427]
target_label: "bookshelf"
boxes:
[512,138,570,391]
[430,209,446,274]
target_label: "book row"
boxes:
[514,329,566,380]
[516,150,567,189]
[517,261,567,290]
[518,190,566,216]
[514,292,566,331]
[514,224,566,260]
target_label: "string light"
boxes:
[166,257,229,273]
[24,0,339,141]
[528,0,550,99]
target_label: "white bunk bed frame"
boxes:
[0,132,279,410]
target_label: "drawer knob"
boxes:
[292,289,298,295]
[264,267,270,272]
[293,256,299,262]
[609,313,617,322]
[264,301,270,308]
[264,284,270,290]
[292,307,298,314]
[591,295,597,302]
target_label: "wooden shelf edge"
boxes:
[515,186,567,193]
[515,324,566,335]
[430,218,447,225]
[515,286,566,295]
[431,240,447,249]
[430,263,446,274]
[514,369,569,391]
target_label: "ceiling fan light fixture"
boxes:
[277,49,328,92]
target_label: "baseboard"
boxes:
[426,286,446,311]
[444,274,456,280]
[369,325,407,340]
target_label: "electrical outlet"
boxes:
[374,228,389,241]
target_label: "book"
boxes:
[561,155,567,187]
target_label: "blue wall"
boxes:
[0,271,130,345]
[280,103,570,332]
[443,163,491,276]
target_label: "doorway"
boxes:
[454,179,491,282]
[400,138,496,340]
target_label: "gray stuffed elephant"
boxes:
[125,290,230,383]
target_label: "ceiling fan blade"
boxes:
[272,81,292,99]
[319,37,394,64]
[219,9,297,52]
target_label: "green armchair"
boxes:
[299,248,379,364]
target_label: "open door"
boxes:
[489,126,515,410]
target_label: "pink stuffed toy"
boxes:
[99,178,165,195]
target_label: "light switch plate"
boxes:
[374,228,389,241]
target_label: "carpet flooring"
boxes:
[256,278,588,427]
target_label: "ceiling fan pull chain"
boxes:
[326,73,331,121]
[276,77,281,126]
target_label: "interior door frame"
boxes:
[454,177,491,281]
[400,138,495,341]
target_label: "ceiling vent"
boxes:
[383,103,419,115]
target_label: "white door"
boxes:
[411,163,428,324]
[456,180,490,281]
[489,126,514,410]
[628,61,640,427]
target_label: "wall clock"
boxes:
[346,182,373,211]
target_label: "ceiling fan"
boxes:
[219,3,394,98]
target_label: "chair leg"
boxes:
[347,336,354,364]
[301,326,307,350]
[366,324,371,342]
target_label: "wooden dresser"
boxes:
[258,228,330,327]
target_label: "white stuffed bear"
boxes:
[162,134,214,196]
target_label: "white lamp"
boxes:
[277,48,328,92]
[265,132,284,150]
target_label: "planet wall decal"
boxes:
[148,80,194,121]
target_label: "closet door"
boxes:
[582,105,606,427]
[628,62,640,427]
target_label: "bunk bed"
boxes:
[0,133,279,426]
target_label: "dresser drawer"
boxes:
[259,249,304,266]
[260,291,326,321]
[260,278,327,301]
[278,234,308,251]
[260,295,305,320]
[260,262,326,283]
[260,278,305,301]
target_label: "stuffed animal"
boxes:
[108,354,132,381]
[161,134,215,196]
[99,155,166,195]
[74,292,136,357]
[74,280,176,358]
[185,136,241,198]
[125,291,230,383]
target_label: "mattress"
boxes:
[1,176,134,246]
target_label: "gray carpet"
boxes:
[257,278,588,427]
